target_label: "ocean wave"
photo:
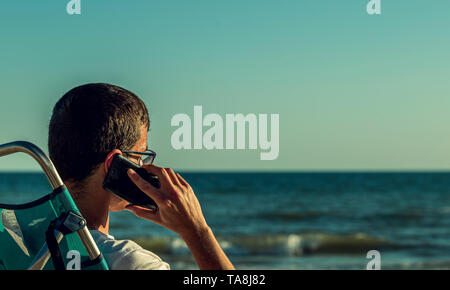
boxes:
[438,206,450,214]
[257,211,324,221]
[256,209,433,222]
[131,232,393,257]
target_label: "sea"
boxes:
[1,172,450,270]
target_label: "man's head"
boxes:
[49,83,150,211]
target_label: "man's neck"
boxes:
[77,200,110,235]
[65,175,110,235]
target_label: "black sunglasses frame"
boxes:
[121,149,156,166]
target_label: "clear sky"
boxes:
[0,0,449,172]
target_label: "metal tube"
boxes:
[1,141,103,268]
[77,227,102,260]
[0,141,63,189]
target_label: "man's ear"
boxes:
[104,149,122,174]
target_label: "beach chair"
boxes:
[0,141,109,270]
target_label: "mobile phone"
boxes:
[102,154,159,210]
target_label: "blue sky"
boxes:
[0,0,449,171]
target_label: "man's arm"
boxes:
[179,225,234,270]
[126,165,235,270]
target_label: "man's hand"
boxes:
[126,164,235,270]
[126,165,208,238]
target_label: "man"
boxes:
[48,83,234,270]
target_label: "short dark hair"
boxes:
[48,83,149,182]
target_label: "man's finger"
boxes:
[176,173,190,188]
[126,205,161,224]
[127,169,165,205]
[142,164,175,188]
[166,168,183,187]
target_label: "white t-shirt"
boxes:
[90,230,170,270]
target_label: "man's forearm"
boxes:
[180,226,235,270]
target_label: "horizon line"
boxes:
[1,169,450,174]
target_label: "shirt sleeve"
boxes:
[90,231,170,270]
[114,248,171,270]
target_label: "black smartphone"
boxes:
[102,154,160,210]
